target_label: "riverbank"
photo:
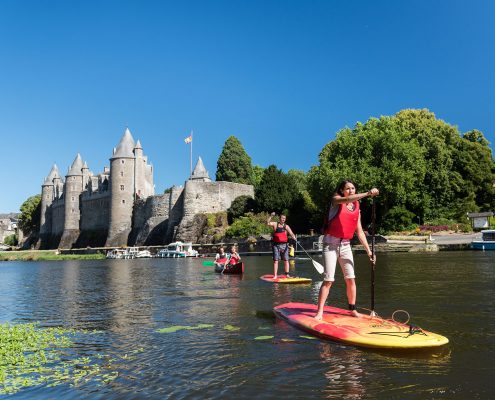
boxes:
[1,232,479,261]
[0,250,105,261]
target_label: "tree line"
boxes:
[218,109,495,236]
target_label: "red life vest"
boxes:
[325,201,360,239]
[272,223,288,243]
[229,254,240,265]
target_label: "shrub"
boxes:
[3,234,18,246]
[225,213,272,238]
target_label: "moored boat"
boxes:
[471,230,495,250]
[156,242,199,258]
[214,261,244,275]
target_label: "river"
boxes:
[0,251,493,399]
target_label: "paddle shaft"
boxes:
[295,241,324,274]
[371,199,376,313]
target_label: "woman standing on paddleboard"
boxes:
[314,180,379,320]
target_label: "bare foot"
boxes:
[350,310,362,318]
[273,275,278,280]
[314,313,323,321]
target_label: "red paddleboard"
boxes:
[260,275,312,284]
[274,302,449,349]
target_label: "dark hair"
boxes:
[335,179,356,196]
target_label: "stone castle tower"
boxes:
[106,128,154,246]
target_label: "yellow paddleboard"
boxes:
[260,275,312,284]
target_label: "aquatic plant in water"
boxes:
[0,323,119,395]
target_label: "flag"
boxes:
[184,135,192,144]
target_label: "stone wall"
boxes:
[130,193,171,245]
[175,181,254,243]
[80,192,110,231]
[50,200,65,235]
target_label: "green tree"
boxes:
[255,165,297,214]
[18,195,41,235]
[216,136,254,184]
[307,108,495,231]
[227,195,256,224]
[252,165,265,189]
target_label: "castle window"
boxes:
[121,160,125,164]
[120,185,125,191]
[122,199,126,204]
[120,171,124,177]
[71,196,75,201]
[71,208,74,213]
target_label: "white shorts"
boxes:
[322,235,355,282]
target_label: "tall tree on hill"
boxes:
[216,136,253,184]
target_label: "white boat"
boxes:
[135,249,152,258]
[106,247,143,259]
[156,242,198,258]
[471,230,495,250]
[106,248,128,259]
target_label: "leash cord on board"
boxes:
[359,307,427,337]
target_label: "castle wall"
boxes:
[182,181,254,217]
[165,186,184,242]
[51,200,65,235]
[80,192,110,231]
[130,193,170,245]
[175,181,254,243]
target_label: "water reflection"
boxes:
[0,252,493,399]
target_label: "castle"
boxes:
[39,128,254,249]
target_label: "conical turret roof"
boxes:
[135,139,142,149]
[111,127,135,159]
[190,157,211,181]
[67,154,84,176]
[43,164,61,184]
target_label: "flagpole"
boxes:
[190,130,193,176]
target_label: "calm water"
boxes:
[0,251,493,399]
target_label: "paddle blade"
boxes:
[202,261,215,266]
[312,259,324,274]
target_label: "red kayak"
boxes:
[214,261,244,275]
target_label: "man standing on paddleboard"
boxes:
[267,213,297,279]
[315,180,379,320]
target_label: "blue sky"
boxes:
[1,0,494,212]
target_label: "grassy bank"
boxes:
[0,250,105,261]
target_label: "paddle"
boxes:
[202,260,215,267]
[370,199,377,316]
[295,241,324,274]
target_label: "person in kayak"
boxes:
[267,212,297,279]
[215,247,228,266]
[227,245,241,266]
[314,180,379,320]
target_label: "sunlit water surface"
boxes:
[0,251,493,399]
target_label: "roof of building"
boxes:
[112,128,136,159]
[190,157,211,181]
[467,212,494,218]
[43,164,61,184]
[67,153,84,176]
